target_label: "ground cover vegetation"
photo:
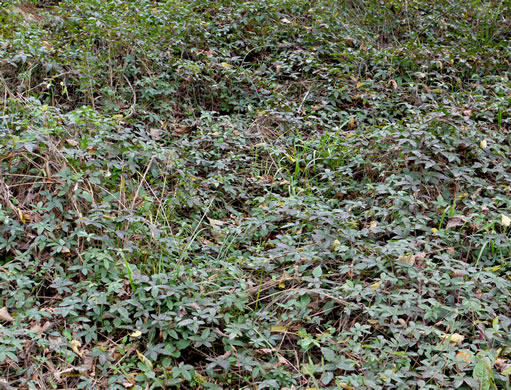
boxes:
[0,0,510,388]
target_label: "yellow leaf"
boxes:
[502,214,511,227]
[398,255,416,265]
[332,239,341,250]
[42,40,54,51]
[339,384,356,390]
[456,351,472,361]
[270,325,288,333]
[347,117,356,130]
[130,330,142,338]
[16,208,29,224]
[285,153,296,163]
[369,281,381,290]
[484,265,501,272]
[71,339,82,357]
[220,62,233,70]
[432,227,438,234]
[120,175,126,193]
[442,333,464,344]
[503,365,511,376]
[136,350,153,369]
[369,221,378,228]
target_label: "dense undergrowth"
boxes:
[1,0,511,388]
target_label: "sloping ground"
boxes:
[1,0,510,388]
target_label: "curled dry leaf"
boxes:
[494,358,510,373]
[173,124,194,134]
[397,318,407,328]
[207,217,225,228]
[136,350,153,369]
[0,307,14,322]
[55,366,87,381]
[185,303,201,311]
[30,320,52,334]
[277,354,290,367]
[71,339,82,357]
[66,139,79,147]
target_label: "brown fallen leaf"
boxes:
[149,128,161,139]
[277,354,291,367]
[173,123,196,134]
[398,252,426,266]
[0,307,14,322]
[446,216,467,229]
[30,320,52,334]
[398,255,416,265]
[66,138,79,147]
[494,358,510,373]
